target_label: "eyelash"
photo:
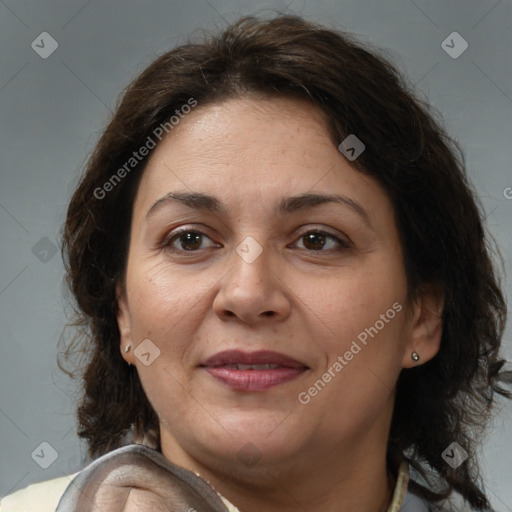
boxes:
[159,227,350,254]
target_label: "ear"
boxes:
[401,284,444,369]
[116,283,135,365]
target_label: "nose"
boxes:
[212,239,291,324]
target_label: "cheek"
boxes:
[300,294,406,436]
[126,260,210,341]
[127,263,201,414]
[302,256,407,421]
[310,259,407,353]
[124,260,220,401]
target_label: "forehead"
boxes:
[132,95,392,224]
[155,95,333,164]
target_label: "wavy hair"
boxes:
[59,14,510,511]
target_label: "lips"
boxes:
[200,350,309,391]
[202,350,307,368]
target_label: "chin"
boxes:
[204,417,304,460]
[216,407,294,436]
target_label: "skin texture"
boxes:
[117,96,444,512]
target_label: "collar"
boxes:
[387,458,410,512]
[56,443,417,512]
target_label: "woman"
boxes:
[1,14,509,512]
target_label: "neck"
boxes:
[218,445,393,512]
[161,429,395,512]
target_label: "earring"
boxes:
[411,351,420,362]
[124,344,132,353]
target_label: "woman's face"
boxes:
[117,95,440,481]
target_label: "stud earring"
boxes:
[411,351,420,362]
[124,345,132,353]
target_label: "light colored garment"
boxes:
[0,473,78,512]
[1,445,430,512]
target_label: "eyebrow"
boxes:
[146,191,373,228]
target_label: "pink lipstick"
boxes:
[200,350,309,391]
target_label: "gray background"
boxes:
[1,0,511,509]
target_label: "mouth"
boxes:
[200,350,309,391]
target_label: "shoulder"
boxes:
[0,473,79,512]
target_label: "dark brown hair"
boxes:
[59,14,510,511]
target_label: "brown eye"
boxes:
[303,232,327,250]
[175,231,204,250]
[163,229,216,252]
[296,230,349,252]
